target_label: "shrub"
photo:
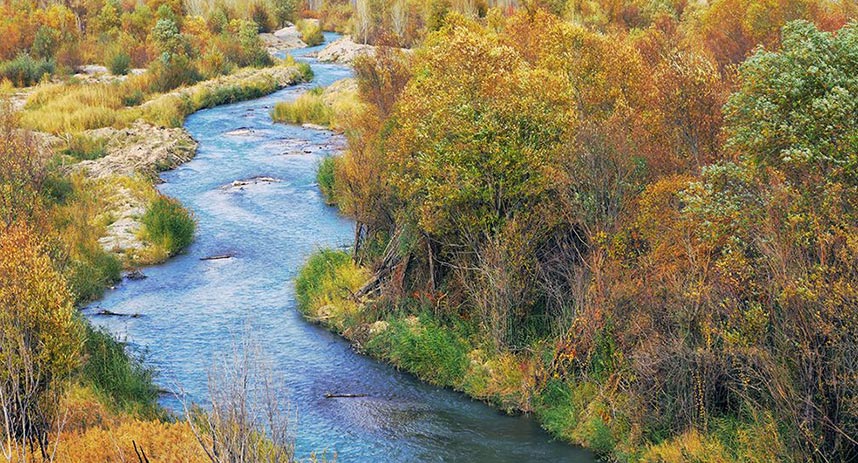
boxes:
[0,223,84,457]
[148,53,201,93]
[140,195,195,256]
[249,1,275,31]
[297,19,324,46]
[271,87,331,125]
[81,326,159,416]
[62,134,107,161]
[0,54,55,87]
[108,50,131,75]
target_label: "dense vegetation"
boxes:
[297,2,858,462]
[0,0,305,85]
[0,0,312,460]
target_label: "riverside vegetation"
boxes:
[0,0,318,460]
[295,2,858,463]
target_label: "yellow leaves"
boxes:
[0,222,83,380]
[53,417,207,463]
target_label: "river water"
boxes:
[87,33,596,463]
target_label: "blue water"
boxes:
[86,33,595,462]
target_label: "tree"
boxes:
[0,223,84,462]
[724,20,858,186]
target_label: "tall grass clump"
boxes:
[271,87,331,125]
[317,156,338,204]
[297,19,324,46]
[366,314,471,387]
[81,326,159,416]
[51,174,122,302]
[140,195,196,257]
[20,82,132,133]
[294,249,368,326]
[66,247,122,302]
[0,54,55,86]
[61,134,107,161]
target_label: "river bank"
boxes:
[85,32,594,461]
[10,60,312,271]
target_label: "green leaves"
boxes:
[724,20,858,185]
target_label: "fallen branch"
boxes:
[324,392,368,399]
[200,253,234,261]
[95,309,140,318]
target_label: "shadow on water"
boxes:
[86,33,597,463]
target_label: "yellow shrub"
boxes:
[642,429,732,463]
[55,418,207,463]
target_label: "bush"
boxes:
[140,195,195,256]
[0,224,84,456]
[0,54,55,87]
[108,50,131,75]
[317,155,338,204]
[81,326,159,416]
[297,19,324,46]
[148,53,201,93]
[62,134,107,161]
[271,87,331,125]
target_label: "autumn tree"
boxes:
[0,223,84,462]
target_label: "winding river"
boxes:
[87,33,596,462]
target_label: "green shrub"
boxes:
[108,51,131,75]
[62,134,107,161]
[317,156,338,204]
[271,87,331,125]
[272,0,299,26]
[140,195,195,256]
[297,20,324,46]
[81,325,159,416]
[0,54,55,87]
[148,54,201,93]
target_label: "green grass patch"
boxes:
[61,134,108,161]
[81,325,160,417]
[366,313,471,387]
[271,87,332,126]
[317,155,338,205]
[140,195,195,257]
[294,248,368,324]
[67,246,122,303]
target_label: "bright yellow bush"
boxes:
[54,418,207,463]
[641,430,733,463]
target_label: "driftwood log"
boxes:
[324,392,368,399]
[200,253,234,261]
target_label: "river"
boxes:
[87,33,596,463]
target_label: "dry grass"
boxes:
[20,82,138,134]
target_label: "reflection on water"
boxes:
[86,32,596,463]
